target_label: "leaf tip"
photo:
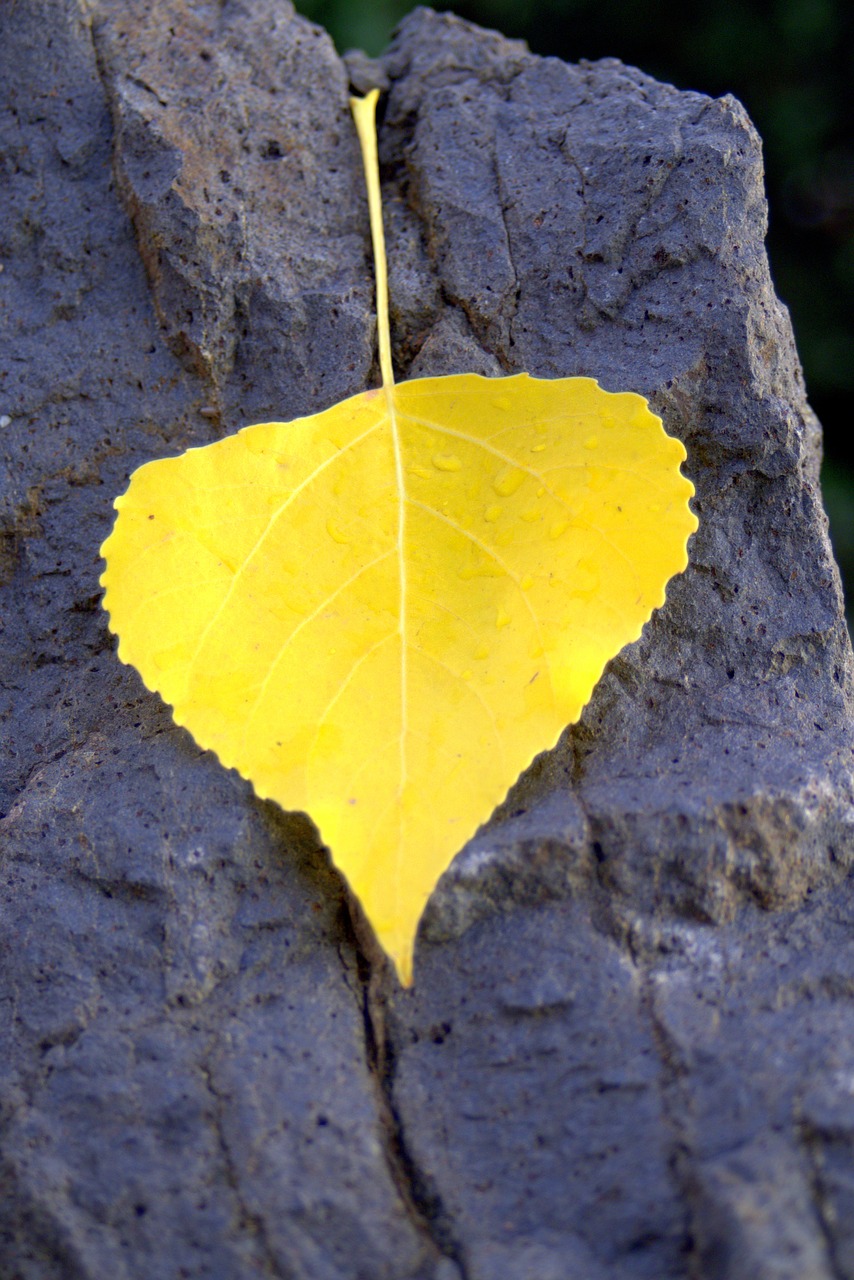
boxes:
[394,943,414,989]
[378,922,416,988]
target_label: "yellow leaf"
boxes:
[100,90,697,985]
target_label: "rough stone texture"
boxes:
[1,2,853,1278]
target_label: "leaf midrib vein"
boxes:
[388,393,409,807]
[342,726,472,857]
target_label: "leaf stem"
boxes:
[351,90,394,391]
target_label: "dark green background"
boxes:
[296,0,854,623]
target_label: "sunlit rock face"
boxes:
[0,2,851,1278]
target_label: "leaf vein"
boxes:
[183,419,382,690]
[404,412,642,586]
[118,574,230,631]
[407,498,557,713]
[239,549,396,755]
[412,647,508,776]
[306,630,399,774]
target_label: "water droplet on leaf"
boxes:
[326,518,350,544]
[493,466,525,497]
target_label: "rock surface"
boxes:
[1,2,853,1278]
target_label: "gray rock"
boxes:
[1,2,853,1278]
